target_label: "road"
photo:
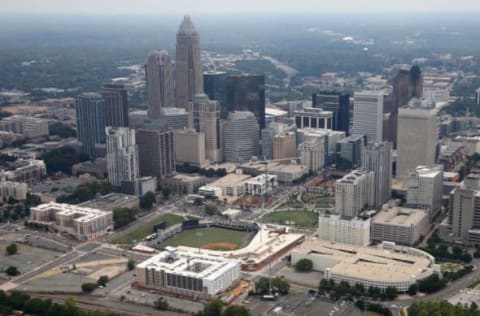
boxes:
[29,293,186,316]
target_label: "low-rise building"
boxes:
[79,192,139,212]
[371,206,429,245]
[30,202,113,240]
[164,173,207,194]
[135,247,240,299]
[318,214,370,246]
[197,172,251,198]
[0,115,49,139]
[291,238,439,292]
[0,178,27,201]
[4,159,46,184]
[240,161,309,184]
[244,174,277,196]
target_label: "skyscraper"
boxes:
[175,16,203,108]
[204,71,228,118]
[224,111,259,163]
[352,91,384,143]
[397,98,438,179]
[102,84,129,127]
[186,94,222,162]
[406,165,443,220]
[146,50,174,118]
[226,74,266,129]
[106,127,139,187]
[75,93,106,158]
[136,127,175,184]
[312,92,350,135]
[335,170,375,218]
[389,65,424,148]
[362,141,392,208]
[449,174,480,245]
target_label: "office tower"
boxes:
[362,141,392,208]
[336,134,365,168]
[175,16,203,108]
[159,107,189,130]
[136,127,175,184]
[261,122,296,159]
[226,74,266,129]
[450,174,480,245]
[297,128,345,163]
[312,92,350,134]
[397,98,438,179]
[294,107,333,129]
[174,128,206,167]
[187,94,222,162]
[273,132,296,160]
[300,138,325,172]
[406,166,443,220]
[129,110,148,129]
[76,93,106,158]
[352,91,384,143]
[476,88,480,105]
[102,84,129,127]
[105,127,139,187]
[146,50,174,119]
[224,111,259,163]
[204,71,228,118]
[335,170,375,218]
[390,65,424,147]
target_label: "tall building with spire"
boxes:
[175,15,203,108]
[146,50,174,119]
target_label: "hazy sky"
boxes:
[3,0,480,14]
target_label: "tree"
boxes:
[162,187,171,200]
[223,305,250,316]
[81,283,97,293]
[49,122,76,138]
[7,196,17,205]
[113,207,139,228]
[6,243,17,255]
[200,298,223,316]
[154,297,168,310]
[140,191,155,210]
[384,286,398,300]
[407,283,418,296]
[97,275,109,287]
[295,258,313,272]
[205,204,218,216]
[127,259,135,271]
[5,266,20,276]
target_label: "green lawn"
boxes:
[162,227,248,249]
[260,210,318,228]
[113,213,191,245]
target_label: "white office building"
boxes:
[106,127,139,187]
[352,91,384,143]
[406,166,443,220]
[223,111,259,163]
[318,214,371,246]
[397,98,438,179]
[335,170,375,218]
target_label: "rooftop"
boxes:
[295,238,434,283]
[137,247,239,281]
[373,206,428,227]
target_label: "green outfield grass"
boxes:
[260,210,318,228]
[162,227,248,249]
[113,213,194,245]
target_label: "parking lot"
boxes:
[0,238,62,277]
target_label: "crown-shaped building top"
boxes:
[177,15,198,36]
